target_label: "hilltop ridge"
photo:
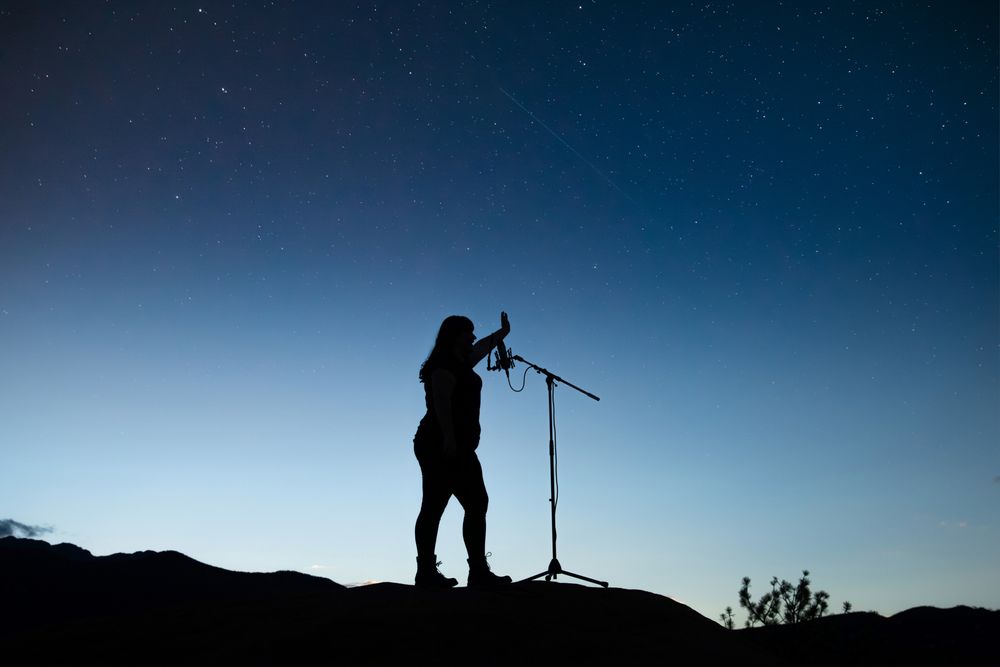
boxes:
[1,537,995,664]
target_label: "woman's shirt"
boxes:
[415,362,483,451]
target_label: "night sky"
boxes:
[2,1,997,620]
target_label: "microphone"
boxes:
[495,340,512,380]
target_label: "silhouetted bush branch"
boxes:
[720,606,735,630]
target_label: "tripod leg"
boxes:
[518,564,608,587]
[559,569,609,588]
[519,558,561,584]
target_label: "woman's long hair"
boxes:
[419,315,473,383]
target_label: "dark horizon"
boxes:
[3,534,998,664]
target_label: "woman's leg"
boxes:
[414,448,460,587]
[415,487,451,561]
[415,455,452,560]
[454,453,510,585]
[452,453,489,561]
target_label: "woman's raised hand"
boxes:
[500,311,510,335]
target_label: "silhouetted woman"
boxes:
[413,312,513,588]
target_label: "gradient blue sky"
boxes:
[2,1,997,621]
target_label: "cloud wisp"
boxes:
[0,518,54,538]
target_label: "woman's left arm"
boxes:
[469,311,510,367]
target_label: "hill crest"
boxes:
[1,536,995,664]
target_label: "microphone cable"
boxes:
[507,364,530,392]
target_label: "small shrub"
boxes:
[727,570,840,628]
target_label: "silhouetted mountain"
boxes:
[0,536,342,637]
[1,537,995,664]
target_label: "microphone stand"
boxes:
[510,353,608,588]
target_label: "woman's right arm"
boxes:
[431,368,458,457]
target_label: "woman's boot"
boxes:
[415,555,458,588]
